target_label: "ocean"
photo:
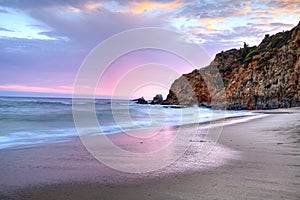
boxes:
[0,96,256,150]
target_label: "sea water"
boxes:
[0,96,255,150]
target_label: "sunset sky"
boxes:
[0,0,299,98]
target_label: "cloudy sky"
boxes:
[0,0,299,98]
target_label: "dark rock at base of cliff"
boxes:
[151,94,163,104]
[132,97,148,104]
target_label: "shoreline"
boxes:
[1,108,300,199]
[0,108,257,152]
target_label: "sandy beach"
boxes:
[1,108,300,200]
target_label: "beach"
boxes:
[1,1,299,199]
[0,107,299,199]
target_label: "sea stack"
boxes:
[151,94,163,104]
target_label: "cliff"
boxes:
[165,22,300,109]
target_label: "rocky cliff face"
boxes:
[165,22,300,109]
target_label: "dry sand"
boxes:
[0,108,300,199]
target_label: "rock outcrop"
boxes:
[151,94,163,104]
[132,97,148,104]
[165,22,300,109]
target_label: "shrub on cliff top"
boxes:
[245,47,258,62]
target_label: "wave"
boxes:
[0,97,72,107]
[0,110,260,150]
[0,97,259,151]
[0,129,77,150]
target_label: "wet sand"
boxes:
[1,108,300,199]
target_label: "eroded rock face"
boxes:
[165,22,300,109]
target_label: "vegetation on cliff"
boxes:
[165,22,300,109]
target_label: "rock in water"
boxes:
[132,97,148,104]
[165,21,300,110]
[151,94,163,104]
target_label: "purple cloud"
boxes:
[0,0,299,96]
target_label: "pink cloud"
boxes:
[0,85,73,94]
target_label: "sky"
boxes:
[0,0,299,99]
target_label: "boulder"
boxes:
[151,94,163,104]
[132,97,148,104]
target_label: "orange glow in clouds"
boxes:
[66,1,102,12]
[129,0,182,13]
[84,1,103,10]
